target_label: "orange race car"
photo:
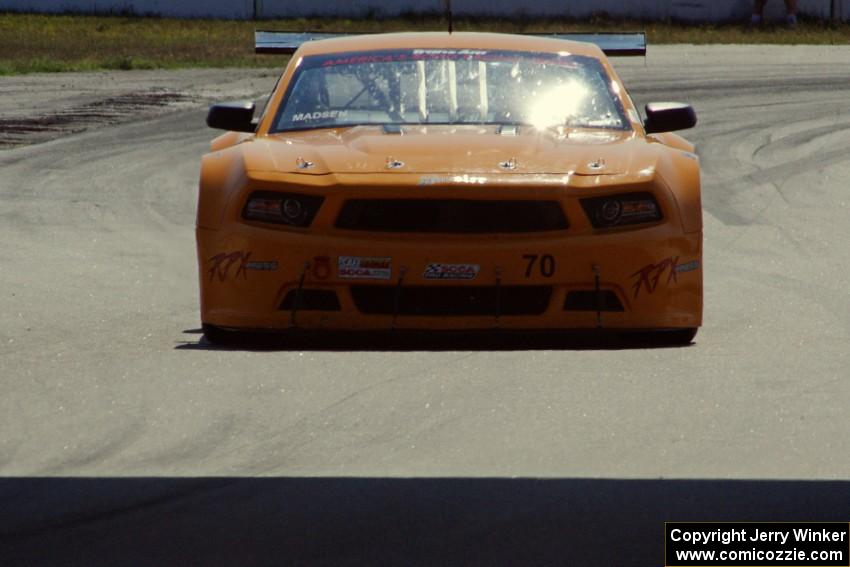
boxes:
[197,31,701,345]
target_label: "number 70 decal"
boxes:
[523,254,556,278]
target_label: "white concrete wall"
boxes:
[0,0,845,21]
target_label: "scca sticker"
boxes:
[424,263,480,280]
[338,256,392,280]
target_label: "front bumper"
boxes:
[197,222,702,332]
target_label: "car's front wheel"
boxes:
[620,328,698,346]
[202,323,250,346]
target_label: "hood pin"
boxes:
[386,157,405,169]
[295,157,315,170]
[499,157,518,170]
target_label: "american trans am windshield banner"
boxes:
[665,522,850,567]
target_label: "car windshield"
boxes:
[272,48,629,132]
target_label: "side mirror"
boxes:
[643,102,697,134]
[206,101,256,133]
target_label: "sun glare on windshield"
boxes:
[528,80,591,130]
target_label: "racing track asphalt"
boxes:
[2,46,850,565]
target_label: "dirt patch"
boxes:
[0,68,279,149]
[0,89,194,148]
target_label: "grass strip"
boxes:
[2,12,850,75]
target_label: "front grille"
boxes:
[350,285,552,316]
[335,199,568,233]
[279,289,341,311]
[563,290,625,312]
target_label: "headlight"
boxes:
[242,191,324,227]
[580,192,662,228]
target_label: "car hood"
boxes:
[242,125,658,177]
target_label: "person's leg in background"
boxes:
[751,0,798,26]
[751,0,767,25]
[784,0,798,27]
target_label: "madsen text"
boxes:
[669,527,848,546]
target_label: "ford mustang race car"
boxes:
[197,31,701,344]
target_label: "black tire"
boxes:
[662,327,698,345]
[620,328,698,346]
[202,323,247,346]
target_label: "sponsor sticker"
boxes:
[312,256,331,280]
[413,49,488,56]
[208,251,251,282]
[245,261,278,271]
[292,110,348,122]
[418,174,487,186]
[631,257,699,298]
[338,256,392,280]
[424,263,480,280]
[675,260,700,273]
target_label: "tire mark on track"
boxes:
[0,90,195,149]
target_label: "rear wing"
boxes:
[255,30,646,57]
